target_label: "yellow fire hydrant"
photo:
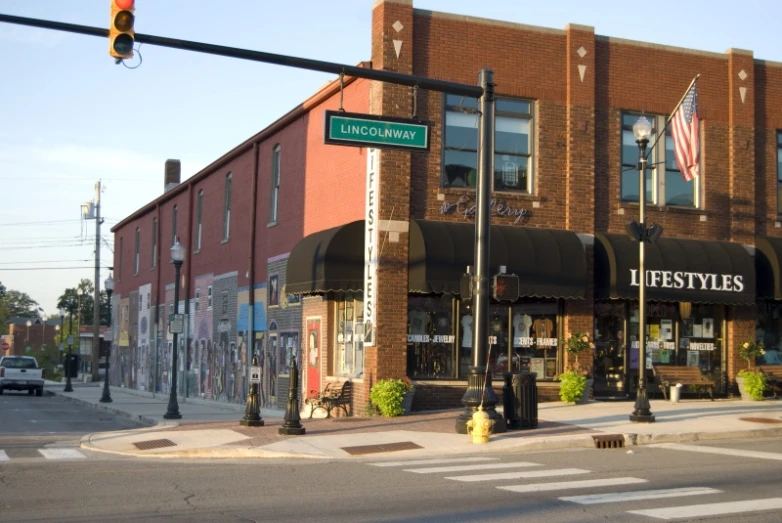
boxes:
[466,406,494,444]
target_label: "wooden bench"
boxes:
[305,381,352,418]
[757,365,782,398]
[652,365,716,401]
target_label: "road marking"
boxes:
[561,486,720,504]
[370,457,498,467]
[628,497,782,520]
[499,477,647,493]
[405,461,540,474]
[446,468,590,482]
[38,449,86,460]
[0,450,8,462]
[651,442,782,461]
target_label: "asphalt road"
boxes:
[1,436,781,522]
[0,388,145,464]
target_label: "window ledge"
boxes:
[617,202,706,216]
[193,249,200,254]
[221,238,229,244]
[439,187,539,200]
[267,221,278,228]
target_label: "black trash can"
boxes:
[64,354,79,379]
[504,371,538,430]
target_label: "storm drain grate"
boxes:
[133,438,177,451]
[592,434,625,449]
[739,417,782,424]
[341,441,423,455]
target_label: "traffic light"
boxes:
[109,0,135,60]
[492,273,520,302]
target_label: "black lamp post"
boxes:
[100,274,114,403]
[164,239,184,420]
[628,115,656,423]
[58,307,65,371]
[64,301,75,393]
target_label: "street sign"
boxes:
[1,341,9,352]
[250,365,261,384]
[66,335,73,345]
[324,110,430,151]
[169,313,185,334]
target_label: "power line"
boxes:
[0,219,84,226]
[0,266,114,271]
[0,259,90,265]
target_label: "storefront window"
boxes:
[756,302,782,365]
[594,302,627,396]
[335,297,364,377]
[407,296,456,379]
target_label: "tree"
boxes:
[56,278,110,327]
[2,289,42,318]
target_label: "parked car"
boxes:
[0,355,45,396]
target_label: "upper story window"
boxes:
[195,287,201,312]
[223,174,232,240]
[133,227,140,275]
[207,285,213,310]
[118,237,123,281]
[777,132,782,214]
[151,218,157,269]
[621,112,699,208]
[442,95,533,193]
[171,205,178,246]
[195,190,203,251]
[270,145,281,223]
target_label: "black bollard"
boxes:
[278,355,305,435]
[240,353,264,427]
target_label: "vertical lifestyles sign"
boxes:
[363,148,379,347]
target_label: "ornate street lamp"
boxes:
[164,239,185,419]
[26,320,31,346]
[64,300,75,393]
[100,274,115,403]
[629,115,656,423]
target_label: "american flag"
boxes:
[670,83,700,182]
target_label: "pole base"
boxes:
[629,387,655,423]
[99,397,113,403]
[163,411,182,420]
[456,366,505,434]
[63,381,73,393]
[629,413,656,423]
[278,426,305,435]
[240,418,264,427]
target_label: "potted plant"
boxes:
[370,377,414,417]
[737,340,767,400]
[559,332,595,404]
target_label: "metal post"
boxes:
[630,135,655,423]
[92,180,102,382]
[64,308,74,393]
[100,288,113,403]
[164,261,182,419]
[278,355,304,435]
[241,352,264,427]
[456,69,503,434]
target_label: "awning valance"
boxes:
[285,220,364,295]
[594,232,755,304]
[755,236,782,300]
[409,220,588,298]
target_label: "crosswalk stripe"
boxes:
[651,442,782,461]
[446,468,590,482]
[38,449,86,460]
[369,457,498,467]
[628,497,782,520]
[561,486,721,505]
[405,461,540,474]
[0,450,8,462]
[499,477,647,493]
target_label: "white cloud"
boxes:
[0,26,71,47]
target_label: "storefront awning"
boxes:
[594,233,755,304]
[755,236,782,299]
[286,220,365,295]
[409,220,588,298]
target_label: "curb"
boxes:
[49,389,162,427]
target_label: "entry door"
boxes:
[306,318,321,398]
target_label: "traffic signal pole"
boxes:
[0,12,496,434]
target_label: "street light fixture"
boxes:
[64,300,75,393]
[164,239,185,420]
[100,274,115,403]
[629,115,655,423]
[26,320,31,346]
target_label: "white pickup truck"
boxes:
[0,355,45,396]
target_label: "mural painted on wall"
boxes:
[136,283,151,391]
[119,297,129,347]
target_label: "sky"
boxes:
[1,0,781,318]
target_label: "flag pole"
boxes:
[646,74,700,157]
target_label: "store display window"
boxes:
[407,295,456,379]
[756,302,782,365]
[335,297,364,378]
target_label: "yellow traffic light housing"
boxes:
[109,0,135,60]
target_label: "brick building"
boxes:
[110,0,782,413]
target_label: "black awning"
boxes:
[409,220,588,298]
[755,236,782,299]
[594,233,755,304]
[286,220,364,295]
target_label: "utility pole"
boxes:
[92,180,103,382]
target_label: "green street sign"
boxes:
[324,111,430,151]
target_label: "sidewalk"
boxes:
[47,381,782,460]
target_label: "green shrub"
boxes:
[558,370,587,403]
[738,369,767,401]
[369,378,411,417]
